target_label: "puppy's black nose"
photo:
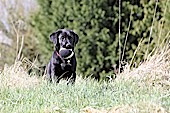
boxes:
[66,44,72,48]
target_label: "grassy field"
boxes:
[0,74,169,113]
[0,49,170,113]
[0,79,169,113]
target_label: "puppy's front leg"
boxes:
[67,72,76,84]
[50,53,62,83]
[51,66,56,83]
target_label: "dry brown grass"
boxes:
[117,43,170,88]
[0,61,40,89]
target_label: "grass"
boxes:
[0,57,169,113]
[0,76,169,113]
[0,42,170,113]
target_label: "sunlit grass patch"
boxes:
[0,61,40,89]
[118,43,170,89]
[82,102,168,113]
[0,69,169,112]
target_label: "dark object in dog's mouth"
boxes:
[59,48,74,59]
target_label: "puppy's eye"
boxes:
[61,36,65,39]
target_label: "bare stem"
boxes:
[146,0,158,60]
[118,0,121,73]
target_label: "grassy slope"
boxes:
[0,41,169,113]
[0,61,169,113]
[0,78,169,113]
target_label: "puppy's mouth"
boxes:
[59,47,73,51]
[60,45,74,50]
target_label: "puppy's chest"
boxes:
[64,59,71,65]
[60,59,72,70]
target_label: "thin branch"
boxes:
[129,38,143,67]
[146,0,158,60]
[17,35,24,60]
[121,9,132,62]
[11,21,20,62]
[118,0,121,74]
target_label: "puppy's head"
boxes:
[50,29,79,51]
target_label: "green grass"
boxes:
[0,46,170,113]
[0,76,169,113]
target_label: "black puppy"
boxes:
[46,29,79,83]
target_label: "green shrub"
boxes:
[30,0,166,80]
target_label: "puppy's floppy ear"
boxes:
[70,30,79,46]
[49,29,62,44]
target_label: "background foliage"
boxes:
[0,0,169,80]
[29,0,169,80]
[0,0,37,68]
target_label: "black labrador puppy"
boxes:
[46,29,79,83]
